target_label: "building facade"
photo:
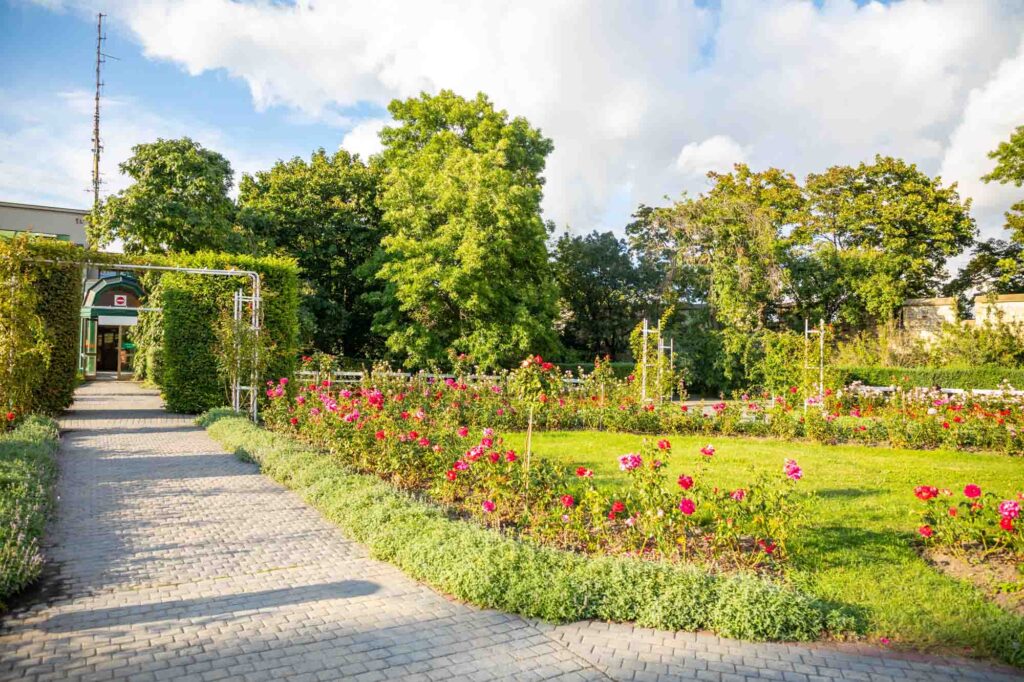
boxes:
[0,200,88,246]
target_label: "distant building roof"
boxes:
[0,200,88,215]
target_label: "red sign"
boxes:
[113,294,128,307]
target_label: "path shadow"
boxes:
[70,425,202,437]
[40,580,381,632]
[791,524,902,569]
[815,487,882,500]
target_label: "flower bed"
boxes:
[264,373,806,568]
[199,409,855,641]
[288,356,1024,455]
[0,416,59,610]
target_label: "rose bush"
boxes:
[914,482,1024,557]
[278,355,1024,455]
[263,359,806,568]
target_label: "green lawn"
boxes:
[505,430,1024,659]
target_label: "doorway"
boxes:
[96,325,135,378]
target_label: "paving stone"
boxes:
[0,381,1021,682]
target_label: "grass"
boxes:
[0,417,59,610]
[504,430,1024,661]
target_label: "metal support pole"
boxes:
[641,318,648,403]
[656,324,662,405]
[819,317,825,398]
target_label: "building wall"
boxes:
[0,201,88,246]
[973,294,1024,326]
[900,297,958,339]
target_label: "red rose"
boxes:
[375,430,386,440]
[1000,517,1014,532]
[678,474,694,490]
[918,525,934,538]
[914,485,938,501]
[963,484,981,499]
[289,417,298,426]
[5,411,15,422]
[576,467,593,478]
[948,507,957,517]
[610,500,626,514]
[445,470,457,481]
[560,494,574,508]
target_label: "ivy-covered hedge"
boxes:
[157,252,300,414]
[0,416,59,610]
[25,241,85,415]
[198,409,857,641]
[839,366,1024,391]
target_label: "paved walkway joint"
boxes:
[1,381,1020,681]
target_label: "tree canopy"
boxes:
[372,91,559,369]
[800,156,975,325]
[552,230,657,360]
[238,149,383,355]
[983,124,1024,244]
[88,137,237,254]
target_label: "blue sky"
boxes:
[2,0,1023,243]
[1,1,367,208]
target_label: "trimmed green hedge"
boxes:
[26,241,85,415]
[198,409,857,641]
[156,252,300,414]
[839,366,1024,391]
[0,416,59,610]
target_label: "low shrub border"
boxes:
[199,408,857,641]
[839,366,1024,391]
[0,416,59,609]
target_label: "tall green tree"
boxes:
[238,149,383,355]
[630,165,803,387]
[945,239,1024,298]
[552,230,656,359]
[373,91,558,369]
[89,137,237,254]
[983,124,1024,243]
[645,165,803,333]
[799,156,975,326]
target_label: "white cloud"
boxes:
[674,135,749,178]
[340,118,387,160]
[0,88,272,209]
[939,36,1024,242]
[22,0,1024,239]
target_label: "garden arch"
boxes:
[30,256,264,421]
[79,261,264,420]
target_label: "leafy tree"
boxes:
[945,239,1024,299]
[373,91,558,369]
[632,165,803,387]
[238,149,383,355]
[799,156,975,326]
[552,230,655,359]
[983,124,1024,243]
[89,138,237,254]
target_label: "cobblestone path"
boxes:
[1,381,1020,681]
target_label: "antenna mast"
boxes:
[91,13,105,212]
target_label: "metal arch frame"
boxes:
[35,259,263,421]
